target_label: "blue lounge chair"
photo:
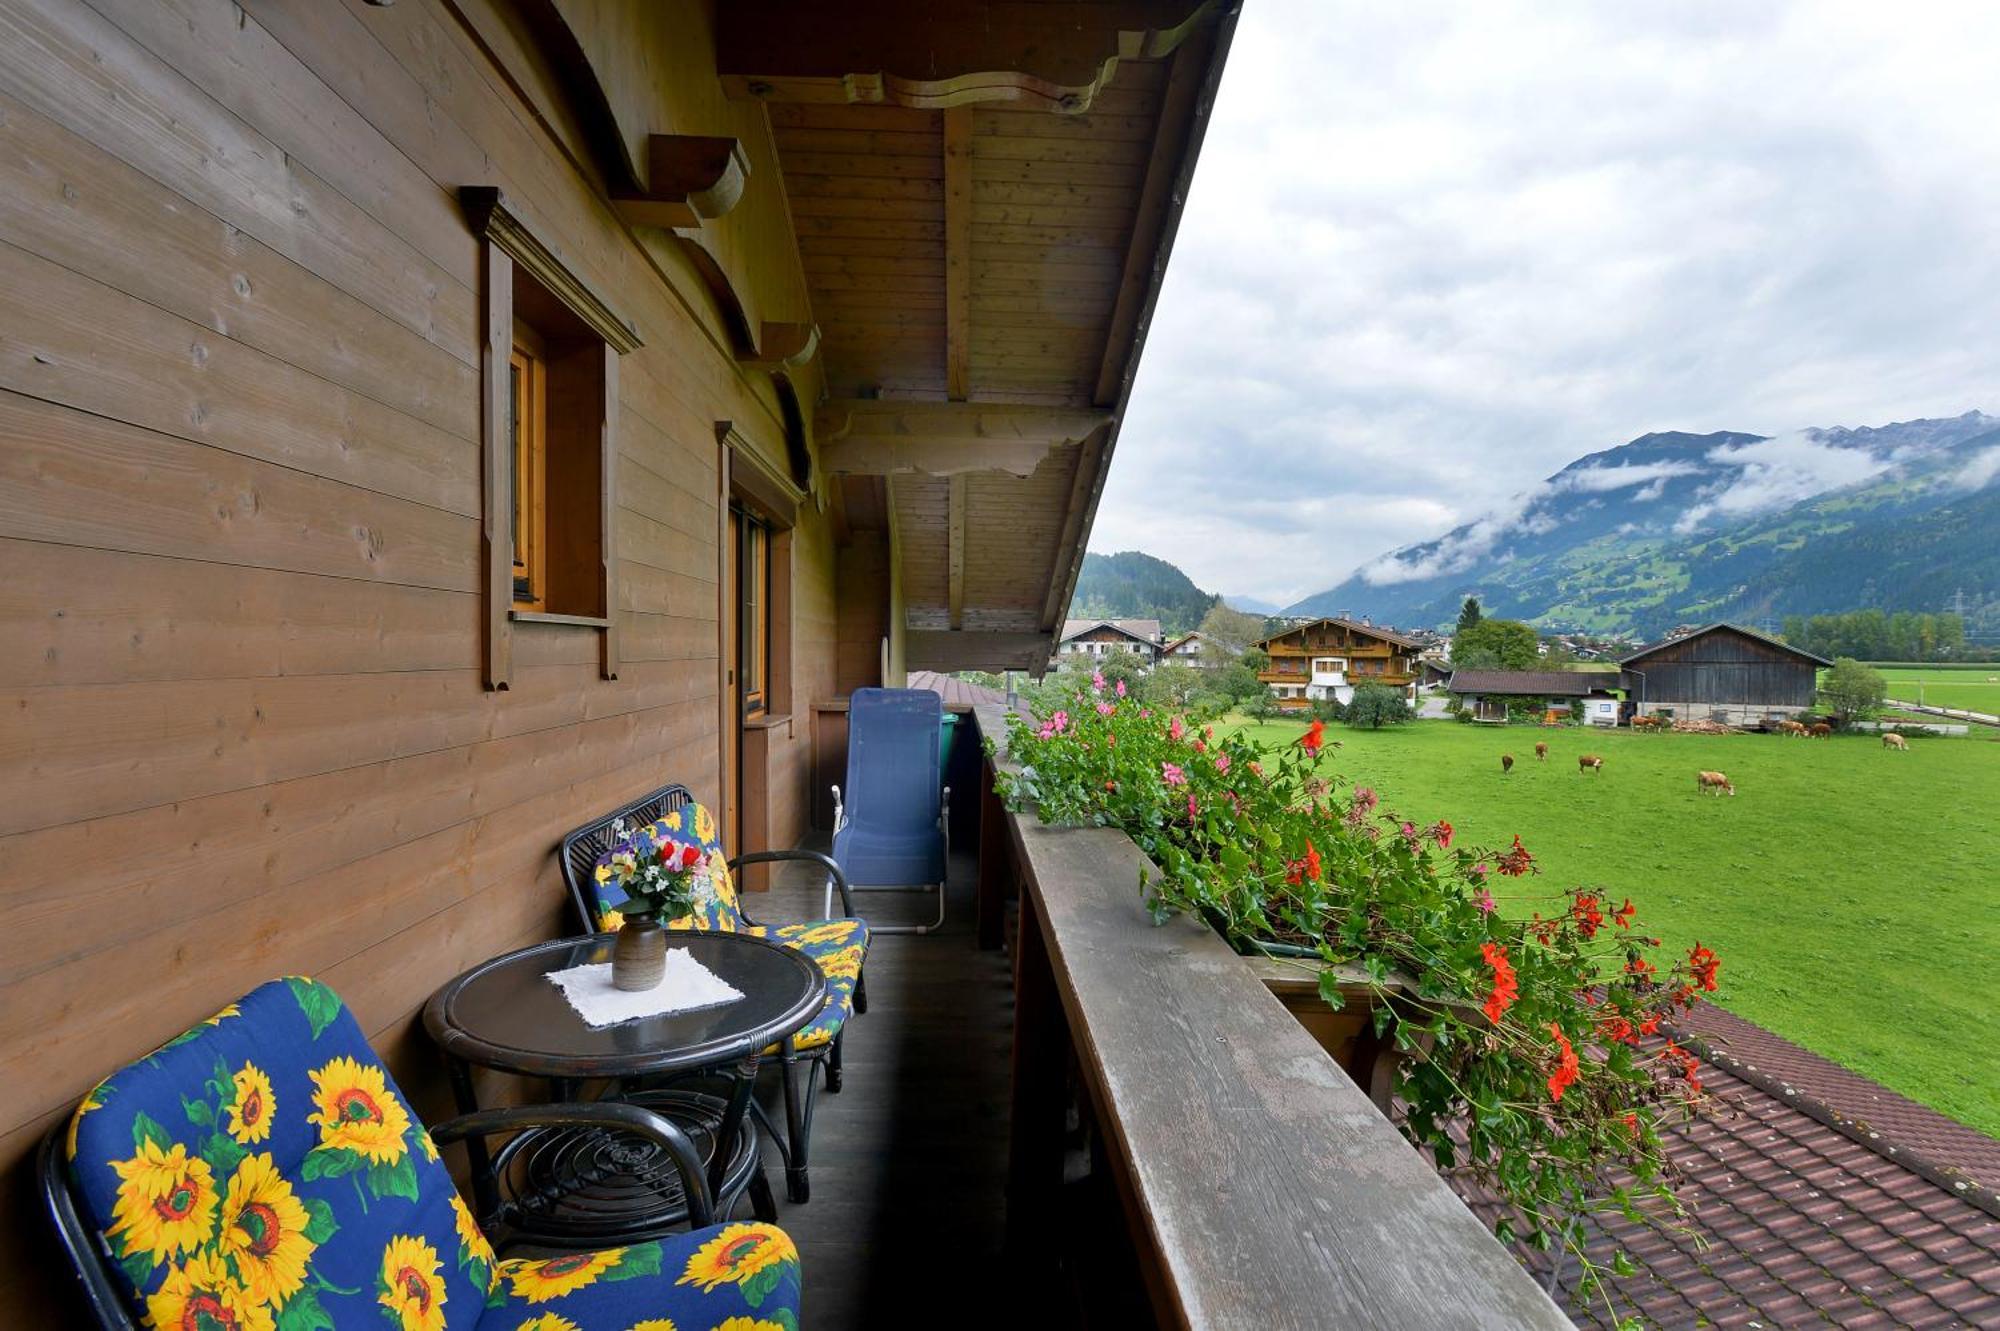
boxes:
[831,687,950,935]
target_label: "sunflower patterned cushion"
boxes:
[60,977,804,1331]
[590,803,869,1055]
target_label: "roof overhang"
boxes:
[721,1,1240,673]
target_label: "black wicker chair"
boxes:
[558,783,867,1204]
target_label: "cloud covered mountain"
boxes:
[1284,413,2000,634]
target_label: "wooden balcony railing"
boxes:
[969,703,1572,1329]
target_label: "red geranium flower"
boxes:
[1572,893,1604,939]
[1298,719,1326,757]
[1304,841,1322,883]
[1613,898,1637,929]
[1688,943,1721,992]
[1497,835,1535,877]
[1479,942,1518,1025]
[1546,1024,1580,1102]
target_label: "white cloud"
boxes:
[1558,462,1701,494]
[1086,0,2000,605]
[1672,432,1888,532]
[1955,445,2000,490]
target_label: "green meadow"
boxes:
[1219,716,2000,1135]
[1872,665,2000,714]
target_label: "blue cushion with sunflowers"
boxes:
[59,977,804,1331]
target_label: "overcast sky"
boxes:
[1093,1,2000,607]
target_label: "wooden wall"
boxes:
[0,0,837,1317]
[1626,629,1818,709]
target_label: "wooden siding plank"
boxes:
[944,106,973,400]
[0,0,477,363]
[0,238,479,517]
[0,87,476,440]
[0,390,477,594]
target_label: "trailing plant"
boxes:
[994,671,1719,1321]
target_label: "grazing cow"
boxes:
[1535,741,1549,761]
[1809,723,1833,738]
[1578,754,1604,774]
[1777,719,1808,738]
[1696,770,1735,796]
[1882,732,1909,751]
[1500,753,1514,774]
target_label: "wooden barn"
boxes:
[1619,623,1832,725]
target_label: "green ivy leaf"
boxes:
[131,1111,171,1154]
[302,1197,338,1245]
[1611,1250,1637,1277]
[1372,1003,1395,1038]
[301,1147,364,1181]
[286,978,343,1040]
[365,1153,419,1202]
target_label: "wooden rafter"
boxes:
[943,107,973,399]
[817,400,1109,477]
[612,134,751,230]
[1093,37,1208,405]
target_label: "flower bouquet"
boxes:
[598,817,709,990]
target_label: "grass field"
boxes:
[1219,716,2000,1135]
[1873,666,2000,714]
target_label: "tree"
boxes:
[1452,618,1539,670]
[1197,602,1266,660]
[1456,596,1484,637]
[1817,657,1886,727]
[1346,682,1413,729]
[1141,662,1204,709]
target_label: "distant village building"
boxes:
[1158,631,1217,667]
[1052,618,1162,669]
[1255,617,1422,708]
[1446,670,1622,724]
[1618,623,1831,725]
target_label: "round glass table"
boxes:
[425,932,823,1247]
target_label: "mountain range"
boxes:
[1071,550,1219,635]
[1282,412,2000,636]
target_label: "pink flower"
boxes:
[1215,753,1231,774]
[1092,671,1106,693]
[1353,786,1379,813]
[1470,861,1491,879]
[1429,820,1455,849]
[1186,793,1200,820]
[1161,762,1187,787]
[1475,887,1497,914]
[1400,821,1421,850]
[1169,716,1185,742]
[1139,707,1152,719]
[1096,701,1116,717]
[1115,679,1128,698]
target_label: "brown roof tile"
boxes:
[1448,1006,2000,1328]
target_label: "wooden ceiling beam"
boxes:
[716,1,1221,113]
[818,400,1109,477]
[943,107,973,400]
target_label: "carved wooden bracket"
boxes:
[818,400,1109,477]
[613,134,752,230]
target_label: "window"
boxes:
[508,329,547,609]
[462,186,641,690]
[738,508,769,719]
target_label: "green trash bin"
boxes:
[938,710,960,771]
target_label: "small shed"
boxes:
[1619,624,1831,725]
[1446,670,1613,723]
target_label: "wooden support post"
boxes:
[942,106,972,400]
[479,243,514,690]
[1006,885,1066,1268]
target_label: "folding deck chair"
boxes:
[831,687,950,936]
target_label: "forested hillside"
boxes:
[1072,550,1218,634]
